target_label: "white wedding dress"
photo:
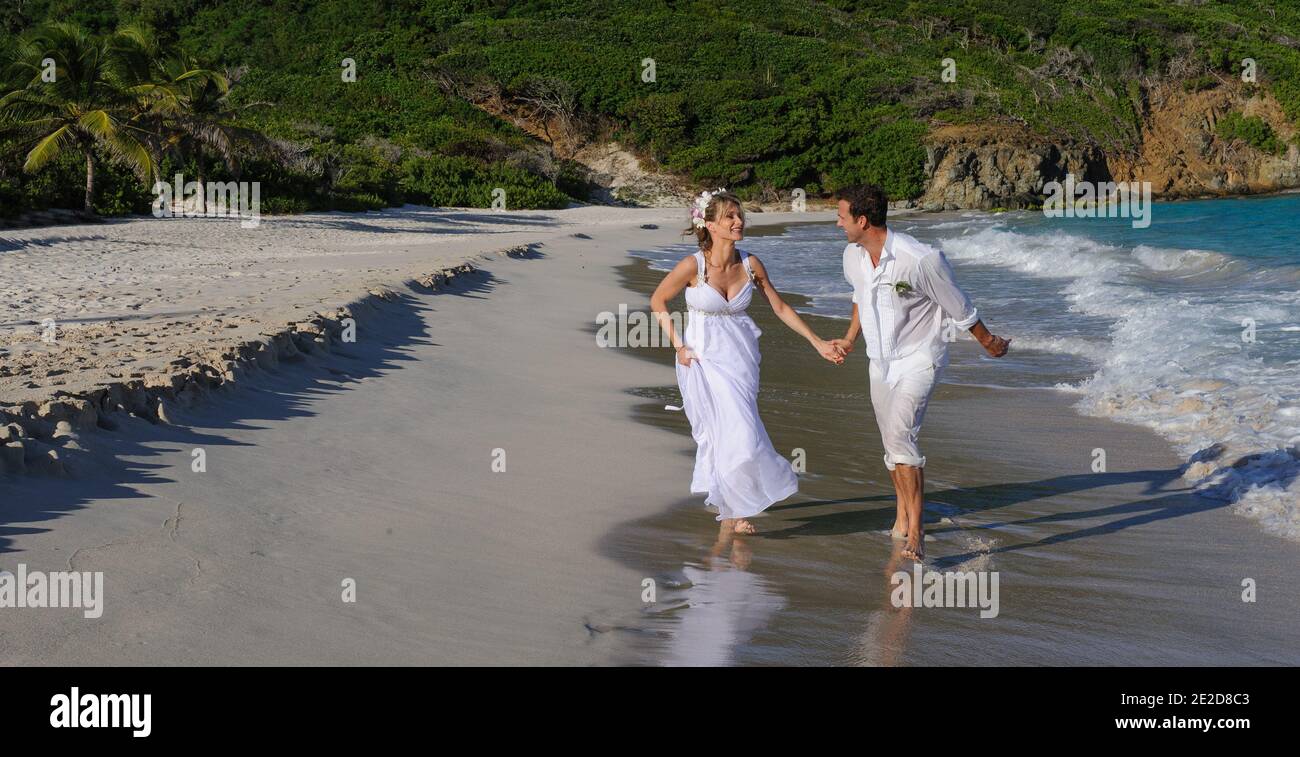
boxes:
[671,250,799,521]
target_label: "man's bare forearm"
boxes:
[843,303,861,343]
[968,320,1010,357]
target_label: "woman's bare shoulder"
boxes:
[658,254,698,284]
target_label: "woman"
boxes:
[651,189,845,534]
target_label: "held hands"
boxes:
[829,338,855,356]
[815,338,846,365]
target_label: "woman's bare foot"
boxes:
[733,518,757,535]
[889,521,908,540]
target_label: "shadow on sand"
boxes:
[754,463,1230,571]
[0,270,504,555]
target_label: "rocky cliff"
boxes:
[916,124,1109,210]
[1109,80,1300,196]
[916,80,1300,210]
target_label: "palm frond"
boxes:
[23,123,77,172]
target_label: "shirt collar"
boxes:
[857,229,894,280]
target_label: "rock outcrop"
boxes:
[915,80,1300,209]
[570,142,688,207]
[917,124,1109,210]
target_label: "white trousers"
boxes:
[868,360,942,471]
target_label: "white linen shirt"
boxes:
[843,229,979,387]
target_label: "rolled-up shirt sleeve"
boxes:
[917,247,978,330]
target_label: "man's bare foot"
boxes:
[733,519,757,535]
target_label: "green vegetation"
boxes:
[1,4,571,217]
[3,0,1300,217]
[1216,111,1286,155]
[1,23,166,215]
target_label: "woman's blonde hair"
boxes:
[683,190,745,251]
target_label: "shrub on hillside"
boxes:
[1217,112,1286,155]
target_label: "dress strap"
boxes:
[741,250,756,282]
[694,250,706,286]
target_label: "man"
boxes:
[830,184,1010,561]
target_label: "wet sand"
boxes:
[597,257,1300,665]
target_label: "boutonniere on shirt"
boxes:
[890,280,916,296]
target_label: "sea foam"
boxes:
[942,227,1300,542]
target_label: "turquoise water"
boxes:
[1015,192,1300,266]
[634,195,1300,541]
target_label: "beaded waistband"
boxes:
[688,307,743,317]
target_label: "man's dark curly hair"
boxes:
[835,184,888,228]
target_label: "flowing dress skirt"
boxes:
[674,298,798,521]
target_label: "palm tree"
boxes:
[114,25,300,214]
[152,61,289,214]
[0,22,157,213]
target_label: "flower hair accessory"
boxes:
[690,187,727,228]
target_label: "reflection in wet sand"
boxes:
[853,540,914,666]
[664,522,786,666]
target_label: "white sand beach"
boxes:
[0,206,680,406]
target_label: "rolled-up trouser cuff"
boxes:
[883,452,926,471]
